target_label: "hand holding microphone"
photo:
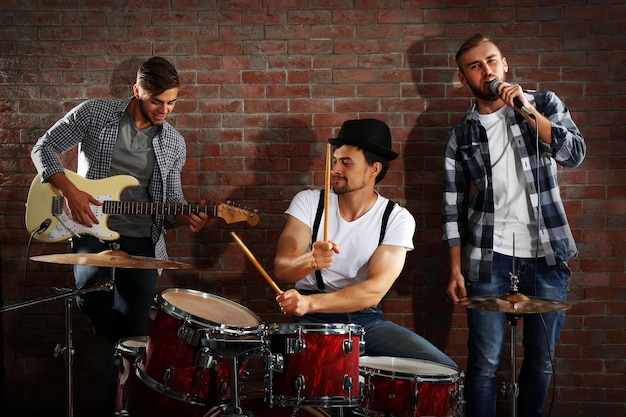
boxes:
[489,79,535,119]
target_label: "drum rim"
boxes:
[115,336,148,355]
[157,287,262,331]
[267,322,364,335]
[359,356,461,382]
[134,356,208,406]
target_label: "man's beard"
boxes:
[469,82,498,102]
[138,100,162,126]
[333,180,367,195]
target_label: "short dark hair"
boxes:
[363,148,390,184]
[136,56,179,95]
[455,34,503,70]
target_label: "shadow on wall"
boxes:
[239,116,318,324]
[403,40,466,355]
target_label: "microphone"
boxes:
[489,79,535,118]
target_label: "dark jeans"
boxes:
[71,234,158,345]
[465,252,570,417]
[293,306,457,368]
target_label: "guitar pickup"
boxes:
[51,196,64,216]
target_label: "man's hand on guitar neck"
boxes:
[48,172,102,227]
[174,198,210,232]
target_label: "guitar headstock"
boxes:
[217,202,260,226]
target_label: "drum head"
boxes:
[360,356,460,380]
[159,288,261,330]
[115,336,148,356]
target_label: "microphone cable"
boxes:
[528,109,558,417]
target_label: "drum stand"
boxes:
[201,338,266,417]
[1,278,113,417]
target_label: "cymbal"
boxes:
[31,250,193,270]
[459,293,572,314]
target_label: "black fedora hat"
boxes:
[328,118,398,160]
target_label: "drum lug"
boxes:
[342,374,353,394]
[294,374,306,397]
[219,379,229,396]
[411,385,419,413]
[177,323,201,346]
[285,337,306,354]
[342,338,354,354]
[195,347,216,369]
[452,380,466,414]
[266,352,284,373]
[362,379,375,407]
[162,365,174,385]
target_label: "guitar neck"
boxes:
[102,201,215,216]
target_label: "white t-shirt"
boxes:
[479,106,542,258]
[285,189,416,292]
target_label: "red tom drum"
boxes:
[359,356,464,417]
[264,323,364,408]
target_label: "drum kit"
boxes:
[4,246,572,417]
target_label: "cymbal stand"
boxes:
[505,311,521,417]
[505,247,520,417]
[1,279,114,417]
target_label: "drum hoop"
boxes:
[271,394,362,408]
[267,322,364,335]
[157,288,262,333]
[359,356,461,383]
[115,336,148,356]
[362,368,460,383]
[134,356,207,406]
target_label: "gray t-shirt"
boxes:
[107,109,157,238]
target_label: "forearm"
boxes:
[307,283,385,314]
[274,251,317,284]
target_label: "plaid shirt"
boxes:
[31,98,187,261]
[442,90,586,282]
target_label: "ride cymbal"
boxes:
[31,250,193,270]
[459,293,572,314]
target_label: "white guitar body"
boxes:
[25,170,140,243]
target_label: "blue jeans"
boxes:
[293,306,458,368]
[71,234,158,346]
[465,252,570,417]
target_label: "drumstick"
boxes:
[324,143,331,241]
[230,231,283,295]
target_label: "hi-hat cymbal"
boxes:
[459,293,572,314]
[31,250,193,270]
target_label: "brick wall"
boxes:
[1,1,625,416]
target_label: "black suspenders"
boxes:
[311,191,396,290]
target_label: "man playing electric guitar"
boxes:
[30,57,209,414]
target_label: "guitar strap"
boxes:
[311,191,396,290]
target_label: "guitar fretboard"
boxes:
[102,201,214,216]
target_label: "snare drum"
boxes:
[359,356,464,417]
[114,336,207,417]
[265,323,363,408]
[136,288,263,406]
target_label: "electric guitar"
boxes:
[25,169,260,243]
